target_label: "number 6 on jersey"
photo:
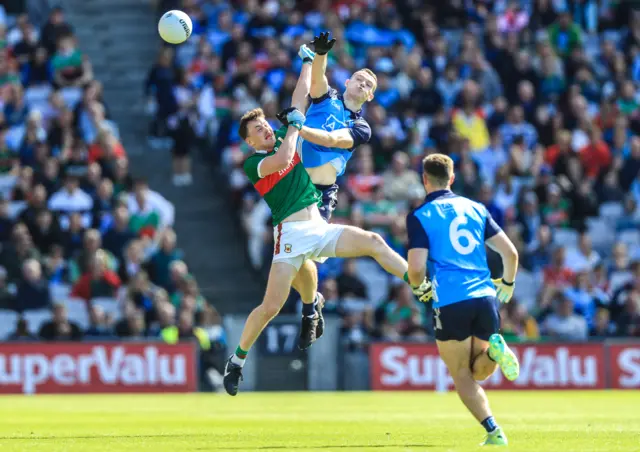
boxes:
[449,215,480,255]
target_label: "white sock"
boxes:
[230,354,246,367]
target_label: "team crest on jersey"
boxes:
[322,114,346,132]
[284,244,292,253]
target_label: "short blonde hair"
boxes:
[238,108,265,140]
[422,153,454,188]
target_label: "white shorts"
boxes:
[272,219,345,270]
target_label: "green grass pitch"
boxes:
[0,391,638,451]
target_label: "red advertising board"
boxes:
[0,342,198,394]
[370,342,610,391]
[608,343,640,389]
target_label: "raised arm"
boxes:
[309,32,335,99]
[257,111,306,178]
[310,53,329,99]
[292,58,312,113]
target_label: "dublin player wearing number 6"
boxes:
[222,109,432,396]
[406,154,520,446]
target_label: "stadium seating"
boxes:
[0,2,214,344]
[167,0,639,341]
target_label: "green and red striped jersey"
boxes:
[244,126,321,225]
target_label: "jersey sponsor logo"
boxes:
[284,244,292,253]
[254,153,301,196]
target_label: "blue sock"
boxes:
[302,295,318,317]
[481,416,498,433]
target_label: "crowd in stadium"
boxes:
[0,2,222,361]
[146,0,640,345]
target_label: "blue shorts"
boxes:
[433,297,500,342]
[315,184,339,222]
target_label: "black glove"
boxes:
[310,32,336,55]
[276,107,297,126]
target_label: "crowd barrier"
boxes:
[0,342,198,394]
[370,342,640,391]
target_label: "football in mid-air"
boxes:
[158,10,192,44]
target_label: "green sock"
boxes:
[235,346,248,360]
[403,271,410,283]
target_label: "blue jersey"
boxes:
[300,88,371,176]
[406,190,501,308]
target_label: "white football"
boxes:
[158,10,192,44]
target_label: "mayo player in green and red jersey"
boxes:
[223,106,433,396]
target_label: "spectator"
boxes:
[30,209,62,255]
[85,304,114,337]
[39,302,83,341]
[48,174,93,229]
[147,228,182,289]
[91,178,115,231]
[127,178,174,239]
[60,212,85,259]
[51,31,93,91]
[565,232,601,273]
[6,317,37,341]
[548,11,583,58]
[353,184,397,237]
[410,68,442,117]
[167,69,196,186]
[543,246,575,288]
[70,228,115,279]
[119,239,145,284]
[579,126,611,180]
[379,283,428,341]
[161,309,210,350]
[145,47,175,140]
[102,206,136,264]
[381,151,423,202]
[542,183,571,228]
[43,243,68,284]
[0,197,16,244]
[500,299,540,342]
[115,305,146,338]
[88,126,125,164]
[451,81,490,152]
[336,259,368,300]
[0,266,14,309]
[40,6,73,56]
[70,250,121,301]
[14,258,50,312]
[148,300,176,337]
[542,293,589,340]
[590,308,614,338]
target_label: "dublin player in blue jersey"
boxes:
[279,32,374,221]
[406,154,520,447]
